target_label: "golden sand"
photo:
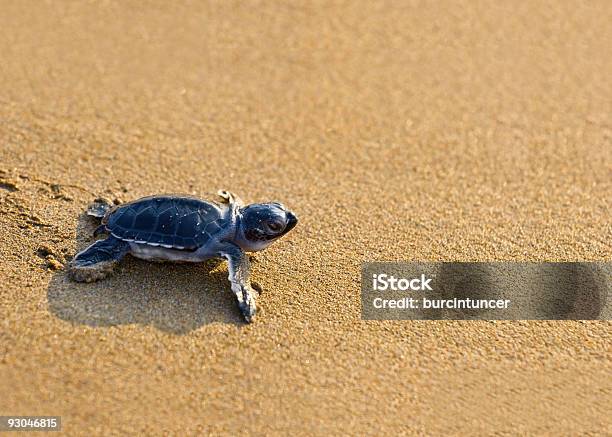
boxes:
[0,1,610,434]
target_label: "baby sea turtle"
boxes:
[68,190,298,322]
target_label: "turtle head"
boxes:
[236,202,298,251]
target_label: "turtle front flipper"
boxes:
[221,243,257,322]
[68,235,130,283]
[217,190,244,207]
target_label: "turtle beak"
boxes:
[284,211,298,234]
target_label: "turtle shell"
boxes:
[103,195,228,250]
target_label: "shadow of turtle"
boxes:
[47,213,247,333]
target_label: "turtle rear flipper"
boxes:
[68,235,130,282]
[93,224,108,237]
[87,198,114,218]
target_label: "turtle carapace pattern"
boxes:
[68,191,298,323]
[105,195,227,250]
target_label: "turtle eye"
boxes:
[267,221,283,232]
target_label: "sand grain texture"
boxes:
[0,1,610,435]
